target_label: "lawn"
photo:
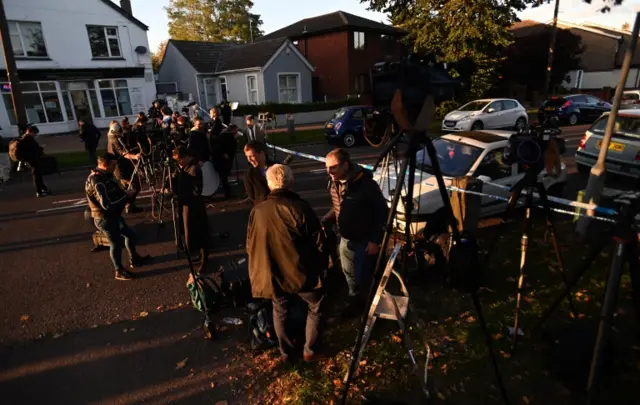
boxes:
[241,215,640,404]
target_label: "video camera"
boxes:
[502,116,566,171]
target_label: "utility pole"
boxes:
[576,11,640,238]
[249,16,254,43]
[0,0,27,133]
[542,0,561,100]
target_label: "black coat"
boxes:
[243,160,276,206]
[175,159,209,252]
[79,123,101,151]
[187,129,210,163]
[107,134,134,180]
[210,129,237,174]
[247,188,327,299]
[19,135,43,164]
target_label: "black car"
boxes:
[538,94,611,126]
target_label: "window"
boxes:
[586,95,602,105]
[354,31,365,50]
[87,26,121,58]
[416,139,482,177]
[354,74,368,93]
[246,75,258,105]
[98,79,131,117]
[219,77,227,101]
[278,74,300,104]
[503,100,518,110]
[486,101,504,112]
[1,81,63,125]
[8,21,47,57]
[571,95,588,104]
[590,114,640,136]
[59,82,75,120]
[351,109,364,119]
[475,150,511,180]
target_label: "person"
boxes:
[322,148,388,311]
[187,117,210,163]
[121,117,135,149]
[161,107,173,128]
[246,164,328,364]
[19,124,51,197]
[148,100,164,127]
[208,107,223,140]
[78,119,101,166]
[209,114,236,200]
[85,153,151,280]
[241,115,266,143]
[172,116,189,146]
[243,140,276,206]
[219,99,232,126]
[172,146,210,272]
[106,122,143,214]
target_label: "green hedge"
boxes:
[234,98,362,116]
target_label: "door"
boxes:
[484,101,506,128]
[349,108,365,137]
[70,90,92,123]
[246,75,258,105]
[586,95,607,120]
[203,78,217,108]
[571,95,590,121]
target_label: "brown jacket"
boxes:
[246,189,327,299]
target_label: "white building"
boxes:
[0,0,156,137]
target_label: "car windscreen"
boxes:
[416,138,483,177]
[457,101,489,112]
[331,108,348,120]
[543,97,567,107]
[590,114,640,137]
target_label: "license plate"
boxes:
[444,121,455,127]
[544,107,556,112]
[595,140,625,152]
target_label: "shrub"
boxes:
[234,98,362,116]
[435,100,462,121]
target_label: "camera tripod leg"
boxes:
[511,193,533,353]
[484,185,525,263]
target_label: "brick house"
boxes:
[259,11,406,102]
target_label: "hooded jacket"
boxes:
[85,168,128,219]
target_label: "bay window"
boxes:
[98,80,132,117]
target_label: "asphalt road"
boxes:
[0,125,597,404]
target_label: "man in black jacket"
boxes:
[322,148,388,306]
[243,140,275,206]
[20,125,51,197]
[106,122,143,214]
[172,146,210,272]
[247,164,327,363]
[86,153,151,280]
[187,117,210,163]
[210,123,237,199]
[78,120,101,166]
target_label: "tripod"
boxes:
[340,127,510,405]
[530,192,640,405]
[155,156,176,233]
[487,169,576,352]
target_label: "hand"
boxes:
[365,242,379,255]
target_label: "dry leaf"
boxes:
[140,311,149,317]
[500,350,511,359]
[176,358,188,369]
[391,335,402,344]
[53,333,63,339]
[333,379,342,387]
[437,392,446,400]
[20,315,30,322]
[522,396,530,404]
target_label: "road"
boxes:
[0,125,595,404]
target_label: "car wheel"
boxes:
[343,133,356,148]
[568,113,579,126]
[514,117,527,131]
[471,121,483,130]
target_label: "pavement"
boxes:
[0,124,620,404]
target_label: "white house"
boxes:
[0,0,156,137]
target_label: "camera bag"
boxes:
[221,256,251,308]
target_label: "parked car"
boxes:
[618,90,640,109]
[539,94,611,126]
[324,105,374,147]
[442,99,528,132]
[374,130,568,235]
[575,109,640,179]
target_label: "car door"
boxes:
[349,108,365,137]
[473,149,519,216]
[571,95,591,121]
[502,100,519,127]
[484,101,505,129]
[586,95,609,119]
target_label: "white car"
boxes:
[374,130,568,235]
[442,99,528,132]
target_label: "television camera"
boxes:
[503,116,566,175]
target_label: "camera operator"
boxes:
[172,145,210,273]
[187,117,210,163]
[243,140,277,206]
[208,107,223,139]
[106,122,143,214]
[209,116,236,200]
[323,148,388,313]
[78,119,101,167]
[148,100,164,128]
[20,124,52,197]
[172,116,189,146]
[247,164,328,364]
[160,107,173,128]
[219,99,232,126]
[86,153,151,280]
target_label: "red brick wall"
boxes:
[347,30,405,95]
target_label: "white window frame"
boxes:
[87,25,122,58]
[575,70,584,89]
[8,21,48,58]
[277,72,302,104]
[245,74,259,105]
[217,76,227,102]
[202,78,217,107]
[1,81,67,125]
[96,79,131,117]
[354,31,365,50]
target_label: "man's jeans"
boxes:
[272,290,325,359]
[95,216,137,270]
[339,237,375,296]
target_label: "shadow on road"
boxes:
[0,308,251,405]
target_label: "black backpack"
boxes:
[247,302,278,351]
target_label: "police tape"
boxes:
[266,143,619,223]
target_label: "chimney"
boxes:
[120,0,132,15]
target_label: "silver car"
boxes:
[575,110,640,179]
[442,98,528,132]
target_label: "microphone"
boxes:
[283,155,294,165]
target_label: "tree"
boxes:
[501,27,583,93]
[364,0,625,97]
[151,40,168,73]
[166,0,263,43]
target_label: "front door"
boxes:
[203,78,217,109]
[70,90,92,124]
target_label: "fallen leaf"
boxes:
[522,396,530,404]
[20,315,30,322]
[500,350,511,359]
[176,358,188,370]
[391,335,402,344]
[53,333,63,339]
[333,379,342,387]
[123,328,129,333]
[140,311,149,318]
[437,392,446,400]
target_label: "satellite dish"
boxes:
[134,46,148,54]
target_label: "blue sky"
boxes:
[122,0,640,51]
